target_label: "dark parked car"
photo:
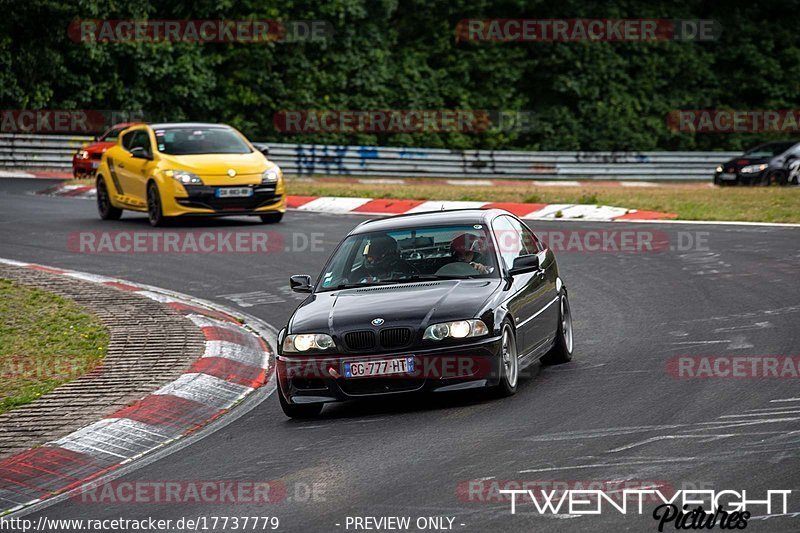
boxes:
[714,141,800,186]
[276,209,574,418]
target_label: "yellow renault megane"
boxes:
[95,123,286,226]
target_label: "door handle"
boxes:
[118,163,125,169]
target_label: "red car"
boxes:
[72,123,139,178]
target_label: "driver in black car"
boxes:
[449,233,491,274]
[351,234,416,283]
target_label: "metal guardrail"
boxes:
[0,133,736,180]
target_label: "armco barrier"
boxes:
[0,133,737,181]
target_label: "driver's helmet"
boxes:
[363,234,399,271]
[450,233,485,259]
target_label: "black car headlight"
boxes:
[283,333,335,353]
[262,166,281,184]
[715,165,723,173]
[740,164,767,174]
[423,319,489,341]
[166,170,203,185]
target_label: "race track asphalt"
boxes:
[1,178,799,532]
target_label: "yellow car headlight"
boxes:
[261,166,281,184]
[165,170,203,185]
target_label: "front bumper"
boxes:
[162,183,286,217]
[714,170,767,185]
[276,336,503,405]
[72,158,100,175]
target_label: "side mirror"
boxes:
[290,275,313,293]
[255,143,269,157]
[130,146,153,160]
[509,254,540,275]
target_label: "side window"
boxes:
[121,131,136,150]
[128,130,152,153]
[492,216,522,270]
[493,216,540,270]
[518,219,544,252]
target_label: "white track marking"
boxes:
[446,179,494,187]
[745,406,800,412]
[296,196,373,213]
[63,271,113,283]
[0,258,29,266]
[0,170,35,178]
[202,340,268,367]
[519,457,699,474]
[55,419,171,461]
[531,180,581,187]
[153,373,252,410]
[135,290,176,303]
[718,411,800,419]
[521,425,684,442]
[620,181,658,187]
[606,434,737,453]
[359,178,405,185]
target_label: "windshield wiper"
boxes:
[378,274,477,283]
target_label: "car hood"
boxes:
[83,141,115,153]
[289,279,502,336]
[721,156,771,170]
[158,151,269,176]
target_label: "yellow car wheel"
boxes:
[147,182,170,227]
[96,176,122,221]
[259,212,283,224]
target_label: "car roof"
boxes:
[147,122,233,130]
[349,208,509,235]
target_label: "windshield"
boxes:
[100,126,126,143]
[154,127,252,155]
[317,225,499,292]
[743,142,795,158]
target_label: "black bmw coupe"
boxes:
[276,209,574,418]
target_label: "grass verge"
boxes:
[286,179,800,223]
[0,279,108,414]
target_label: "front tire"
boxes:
[96,177,122,220]
[492,323,518,397]
[260,212,284,224]
[542,291,574,365]
[147,182,169,227]
[278,387,323,418]
[772,170,789,186]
